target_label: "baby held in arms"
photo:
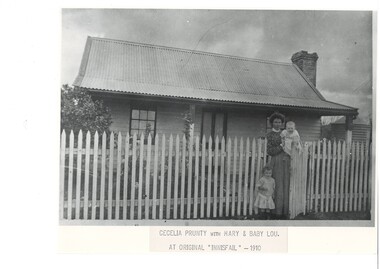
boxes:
[280,121,302,155]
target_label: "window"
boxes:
[129,106,156,142]
[201,110,227,147]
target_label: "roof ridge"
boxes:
[89,36,293,66]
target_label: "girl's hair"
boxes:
[269,111,285,124]
[262,165,272,174]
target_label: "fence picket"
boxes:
[75,131,83,219]
[187,134,194,219]
[219,137,225,217]
[145,134,152,219]
[194,136,200,218]
[340,141,347,212]
[243,138,250,216]
[166,135,173,219]
[363,143,369,211]
[349,143,355,211]
[225,138,231,217]
[263,138,268,166]
[159,135,166,220]
[60,130,66,220]
[314,141,321,212]
[325,141,331,212]
[367,144,372,211]
[330,141,336,212]
[353,142,360,211]
[180,135,186,219]
[83,131,91,220]
[107,132,114,220]
[237,138,244,216]
[115,132,122,220]
[358,142,364,211]
[129,134,137,220]
[152,134,159,219]
[173,135,180,219]
[302,144,309,214]
[67,131,74,220]
[335,141,341,212]
[320,139,326,212]
[137,134,145,220]
[207,136,213,218]
[100,132,107,220]
[213,136,219,217]
[231,137,238,217]
[255,139,262,195]
[200,136,206,218]
[308,142,315,212]
[91,132,99,220]
[344,142,351,211]
[249,138,256,215]
[122,133,130,219]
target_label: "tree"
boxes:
[61,84,112,134]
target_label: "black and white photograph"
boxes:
[60,9,374,226]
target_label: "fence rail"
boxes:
[60,130,372,221]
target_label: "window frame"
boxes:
[129,104,157,144]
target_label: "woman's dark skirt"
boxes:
[269,151,291,217]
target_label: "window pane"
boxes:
[202,112,212,138]
[215,113,225,138]
[148,111,155,120]
[146,121,154,132]
[140,110,148,120]
[132,109,139,119]
[131,120,139,129]
[139,121,147,130]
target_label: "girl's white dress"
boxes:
[254,176,276,210]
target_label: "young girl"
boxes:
[280,121,302,156]
[254,166,276,220]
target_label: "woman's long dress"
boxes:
[266,131,291,217]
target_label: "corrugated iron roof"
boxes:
[73,36,357,114]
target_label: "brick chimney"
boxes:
[291,51,319,87]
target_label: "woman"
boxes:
[266,112,290,219]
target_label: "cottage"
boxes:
[329,117,371,143]
[73,36,358,142]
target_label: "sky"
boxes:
[62,9,373,121]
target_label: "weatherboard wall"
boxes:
[99,96,322,141]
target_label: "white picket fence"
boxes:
[59,130,371,221]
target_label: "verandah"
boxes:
[59,130,371,221]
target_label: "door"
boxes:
[201,110,227,148]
